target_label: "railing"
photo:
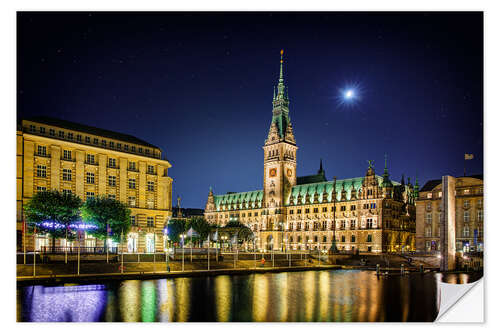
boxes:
[41,246,119,254]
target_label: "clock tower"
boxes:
[263,50,297,232]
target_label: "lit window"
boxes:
[147,181,154,191]
[427,193,432,199]
[350,220,356,229]
[36,186,46,192]
[63,150,72,160]
[463,225,470,237]
[147,217,154,227]
[37,145,47,156]
[464,189,470,195]
[425,227,432,237]
[464,211,470,223]
[86,172,95,184]
[62,169,72,181]
[128,196,136,207]
[86,192,95,200]
[36,165,47,178]
[147,165,155,174]
[129,161,136,170]
[108,158,116,168]
[438,191,442,198]
[464,200,470,209]
[128,178,136,189]
[147,198,154,209]
[108,175,116,187]
[86,154,95,164]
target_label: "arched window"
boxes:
[367,234,372,242]
[351,234,356,242]
[341,235,346,242]
[322,236,327,243]
[463,225,470,237]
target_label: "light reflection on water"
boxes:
[17,270,482,322]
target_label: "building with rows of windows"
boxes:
[17,117,173,253]
[204,52,417,253]
[415,175,483,253]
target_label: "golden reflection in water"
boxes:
[357,272,368,321]
[303,271,316,321]
[156,279,171,322]
[276,273,288,321]
[342,272,352,322]
[175,278,191,322]
[252,274,269,321]
[370,274,382,322]
[105,290,117,322]
[215,275,232,322]
[119,280,141,322]
[399,277,410,322]
[318,271,330,321]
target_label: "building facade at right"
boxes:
[416,175,483,253]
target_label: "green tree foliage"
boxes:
[81,196,131,245]
[220,221,254,243]
[166,219,187,244]
[23,190,82,251]
[187,216,211,244]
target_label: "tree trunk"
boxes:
[52,234,56,253]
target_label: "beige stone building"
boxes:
[17,117,173,253]
[416,175,483,253]
[204,52,417,253]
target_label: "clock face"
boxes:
[287,169,292,177]
[269,168,277,177]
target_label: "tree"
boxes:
[166,219,187,244]
[24,190,82,252]
[187,216,211,246]
[81,196,131,248]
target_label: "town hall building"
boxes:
[204,51,417,253]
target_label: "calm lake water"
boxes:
[17,270,482,322]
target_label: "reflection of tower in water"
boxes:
[215,275,232,321]
[252,274,269,321]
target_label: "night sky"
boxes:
[17,12,483,208]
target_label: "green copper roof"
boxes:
[213,190,263,211]
[271,112,290,138]
[288,175,400,205]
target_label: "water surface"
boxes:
[17,270,481,322]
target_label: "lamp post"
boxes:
[164,227,170,272]
[181,234,185,272]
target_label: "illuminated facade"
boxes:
[17,117,173,253]
[416,175,483,253]
[205,52,416,253]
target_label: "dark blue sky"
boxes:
[17,12,483,208]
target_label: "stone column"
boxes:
[50,145,61,190]
[440,175,456,271]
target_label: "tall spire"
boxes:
[318,159,324,173]
[382,154,392,187]
[279,49,284,84]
